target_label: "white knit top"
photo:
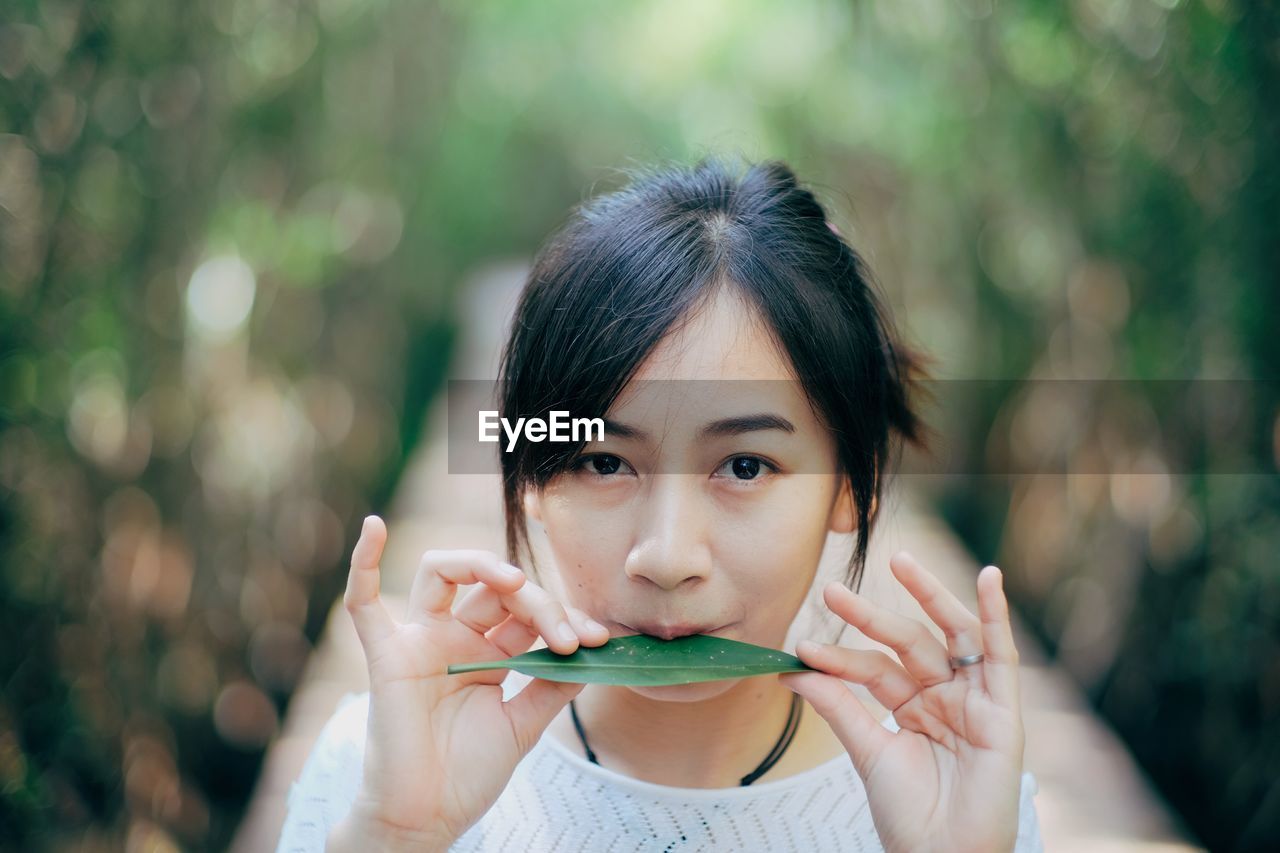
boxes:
[276,671,1045,852]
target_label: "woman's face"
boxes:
[525,284,856,701]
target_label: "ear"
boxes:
[828,476,857,534]
[522,488,543,523]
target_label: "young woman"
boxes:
[276,157,1044,852]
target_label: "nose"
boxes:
[624,474,713,591]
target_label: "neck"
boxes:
[562,675,806,789]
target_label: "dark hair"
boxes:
[496,155,934,594]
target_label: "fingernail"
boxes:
[557,622,578,644]
[501,563,523,578]
[585,619,606,633]
[797,640,819,655]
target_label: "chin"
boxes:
[626,679,741,703]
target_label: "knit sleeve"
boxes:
[1013,770,1045,853]
[274,692,369,853]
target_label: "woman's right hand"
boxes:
[328,515,610,851]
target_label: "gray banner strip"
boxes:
[446,379,1279,476]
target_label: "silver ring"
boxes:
[950,652,985,668]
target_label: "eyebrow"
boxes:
[600,413,797,443]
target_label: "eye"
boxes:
[714,455,779,482]
[572,453,634,478]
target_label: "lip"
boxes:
[620,621,730,641]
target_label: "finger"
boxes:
[794,641,920,711]
[822,581,953,686]
[889,550,985,687]
[779,670,893,781]
[411,551,583,654]
[492,578,583,654]
[978,565,1021,709]
[456,592,610,649]
[407,549,525,624]
[343,515,396,648]
[454,583,514,635]
[889,551,983,652]
[487,614,541,656]
[478,604,608,661]
[565,606,611,646]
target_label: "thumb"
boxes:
[780,670,892,781]
[504,678,586,754]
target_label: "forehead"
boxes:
[612,285,820,433]
[630,285,796,383]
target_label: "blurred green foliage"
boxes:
[0,0,1276,850]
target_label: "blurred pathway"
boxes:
[234,259,1202,852]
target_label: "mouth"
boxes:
[618,621,731,641]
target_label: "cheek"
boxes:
[539,500,630,587]
[537,479,834,605]
[714,483,834,592]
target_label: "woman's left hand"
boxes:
[779,551,1025,853]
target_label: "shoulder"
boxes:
[320,691,371,744]
[274,692,370,853]
[297,691,372,779]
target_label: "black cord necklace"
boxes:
[568,692,804,787]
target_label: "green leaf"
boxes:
[446,633,818,686]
